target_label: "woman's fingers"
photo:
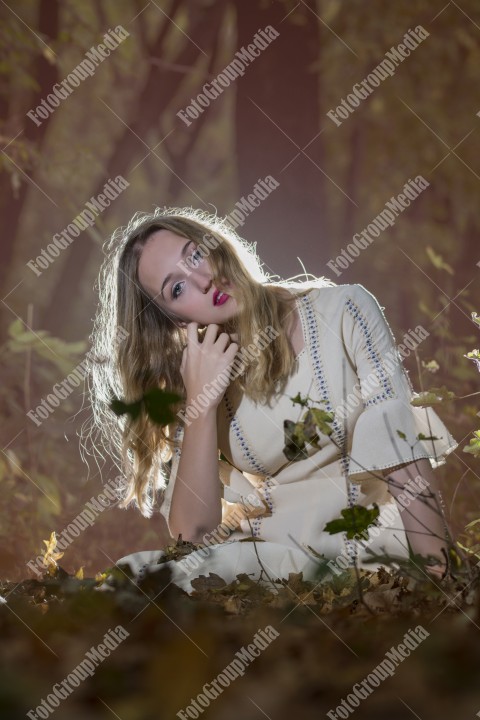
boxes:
[425,563,448,580]
[179,320,240,406]
[180,346,187,374]
[202,323,222,345]
[188,323,231,351]
[213,332,234,352]
[185,321,199,345]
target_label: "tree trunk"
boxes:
[232,0,327,282]
[0,0,59,294]
[42,0,228,338]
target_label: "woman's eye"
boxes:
[190,248,202,267]
[172,281,184,300]
[171,244,201,299]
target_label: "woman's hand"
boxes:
[387,459,453,585]
[424,562,448,581]
[180,322,239,410]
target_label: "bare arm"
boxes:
[167,322,238,542]
[168,406,222,542]
[386,457,451,578]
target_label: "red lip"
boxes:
[213,289,229,306]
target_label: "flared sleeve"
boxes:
[341,284,458,482]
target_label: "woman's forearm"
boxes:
[386,457,450,570]
[168,406,222,542]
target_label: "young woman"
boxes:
[90,207,458,593]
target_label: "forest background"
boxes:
[0,0,479,583]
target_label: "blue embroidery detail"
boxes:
[223,393,272,538]
[173,422,183,462]
[300,292,360,564]
[345,297,396,407]
[342,293,405,562]
[299,294,348,467]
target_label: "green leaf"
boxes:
[425,246,454,275]
[283,419,308,461]
[301,410,319,445]
[143,389,182,426]
[283,397,334,461]
[410,386,456,406]
[421,359,440,373]
[7,318,27,339]
[463,430,480,458]
[417,433,439,441]
[465,516,480,530]
[289,392,310,408]
[470,312,480,328]
[310,407,335,436]
[110,389,182,427]
[33,344,84,377]
[110,397,142,421]
[464,349,480,373]
[324,504,380,539]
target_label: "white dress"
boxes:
[115,283,458,593]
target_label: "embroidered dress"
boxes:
[115,284,458,592]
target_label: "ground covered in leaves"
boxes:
[1,551,480,720]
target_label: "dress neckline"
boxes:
[292,293,307,361]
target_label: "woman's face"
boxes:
[137,229,240,328]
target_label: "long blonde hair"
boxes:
[87,206,336,516]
